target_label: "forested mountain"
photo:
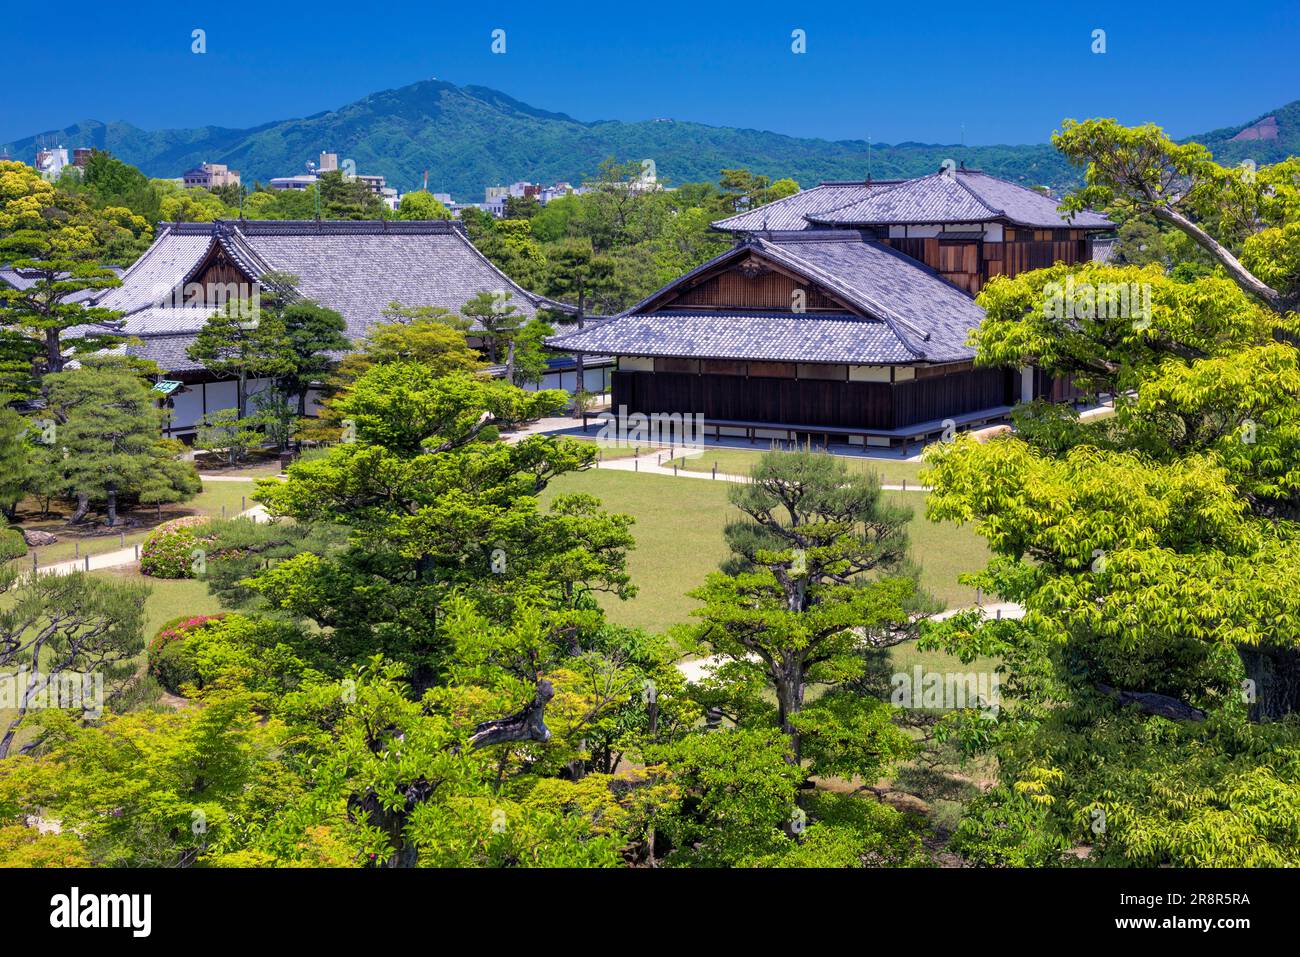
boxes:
[8,79,1297,201]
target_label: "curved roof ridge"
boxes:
[948,172,1004,217]
[810,177,916,218]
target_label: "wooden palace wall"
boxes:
[610,367,1015,431]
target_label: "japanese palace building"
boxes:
[549,168,1114,445]
[56,219,600,437]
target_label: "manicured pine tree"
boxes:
[690,449,933,768]
[461,289,523,370]
[43,359,201,525]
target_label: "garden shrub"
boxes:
[0,528,25,563]
[145,613,311,698]
[151,639,199,694]
[140,526,204,578]
[148,614,225,694]
[183,614,312,696]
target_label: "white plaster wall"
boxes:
[849,365,891,382]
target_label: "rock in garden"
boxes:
[22,529,58,547]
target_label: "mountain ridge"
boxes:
[7,79,1298,202]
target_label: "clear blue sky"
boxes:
[3,0,1296,147]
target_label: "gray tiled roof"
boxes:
[117,306,218,335]
[812,171,1113,229]
[956,171,1112,228]
[810,174,993,225]
[711,182,901,232]
[95,221,549,333]
[760,233,982,361]
[549,231,984,364]
[121,333,207,373]
[546,312,914,364]
[75,220,562,374]
[718,170,1113,232]
[94,230,215,313]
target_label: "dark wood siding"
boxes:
[884,233,1096,294]
[670,263,843,311]
[1032,369,1085,403]
[612,368,1014,431]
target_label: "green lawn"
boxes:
[0,570,225,748]
[10,480,264,568]
[92,567,227,639]
[542,468,989,633]
[667,447,927,487]
[567,437,644,461]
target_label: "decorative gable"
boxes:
[650,252,854,314]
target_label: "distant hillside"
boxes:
[1186,98,1300,166]
[6,80,1298,202]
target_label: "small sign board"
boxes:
[151,380,184,397]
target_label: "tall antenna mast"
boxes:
[867,135,872,182]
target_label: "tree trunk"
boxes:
[1238,644,1300,721]
[0,716,23,760]
[574,295,587,396]
[0,669,45,759]
[67,491,90,525]
[295,386,309,451]
[44,329,63,375]
[1152,206,1283,311]
[349,680,555,867]
[467,679,554,750]
[774,660,806,765]
[504,338,516,385]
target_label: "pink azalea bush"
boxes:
[139,526,204,578]
[148,614,225,692]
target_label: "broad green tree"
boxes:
[1054,119,1300,310]
[544,239,615,394]
[919,123,1300,865]
[187,298,291,419]
[247,364,622,682]
[0,409,30,521]
[276,299,349,417]
[0,161,150,379]
[396,191,452,220]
